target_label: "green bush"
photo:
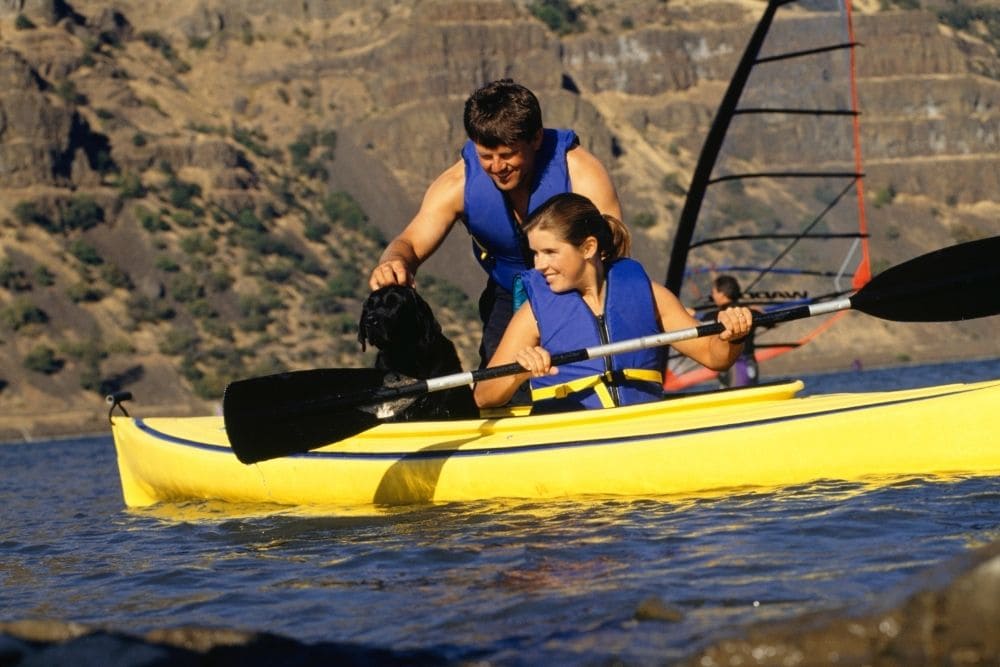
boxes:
[171,210,198,229]
[201,318,233,341]
[179,233,216,256]
[67,281,104,302]
[630,212,657,229]
[155,255,180,272]
[321,191,366,229]
[325,268,361,298]
[529,0,582,35]
[168,273,203,302]
[187,299,217,319]
[126,294,175,323]
[101,264,133,289]
[206,269,233,292]
[117,172,146,199]
[235,208,265,232]
[56,80,85,105]
[136,206,167,232]
[33,265,55,287]
[262,258,295,282]
[662,173,687,196]
[14,201,55,232]
[303,216,331,241]
[0,260,31,292]
[873,185,896,209]
[167,176,202,210]
[24,345,62,374]
[14,14,36,30]
[159,327,200,355]
[62,197,105,231]
[68,240,104,265]
[1,298,48,330]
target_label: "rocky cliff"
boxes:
[0,0,997,439]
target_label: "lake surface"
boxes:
[2,358,999,665]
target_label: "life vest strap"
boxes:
[530,368,663,408]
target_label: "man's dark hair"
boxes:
[463,79,543,147]
[714,275,742,303]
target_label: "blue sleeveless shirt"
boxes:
[521,258,665,411]
[461,128,577,291]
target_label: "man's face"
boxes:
[473,131,543,192]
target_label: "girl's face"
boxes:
[527,228,595,293]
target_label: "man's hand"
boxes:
[369,259,415,290]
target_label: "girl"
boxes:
[473,193,753,411]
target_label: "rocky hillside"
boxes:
[0,0,998,440]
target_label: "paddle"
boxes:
[224,235,1000,464]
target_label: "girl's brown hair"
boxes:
[523,192,631,263]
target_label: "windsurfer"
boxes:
[702,275,760,387]
[473,193,753,412]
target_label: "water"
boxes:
[2,358,999,665]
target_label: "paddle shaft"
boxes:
[416,298,849,397]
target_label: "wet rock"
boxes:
[634,596,685,623]
[680,541,1000,666]
[0,621,449,666]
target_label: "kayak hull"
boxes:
[111,379,1000,508]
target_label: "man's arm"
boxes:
[369,160,466,290]
[566,145,623,220]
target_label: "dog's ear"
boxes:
[358,294,373,352]
[408,288,443,349]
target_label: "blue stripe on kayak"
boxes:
[135,383,990,461]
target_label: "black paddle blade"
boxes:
[852,235,1000,322]
[223,369,391,464]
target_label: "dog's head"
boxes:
[358,285,443,353]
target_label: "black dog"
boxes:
[358,285,479,421]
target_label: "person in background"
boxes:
[367,79,622,375]
[473,193,753,412]
[705,275,759,387]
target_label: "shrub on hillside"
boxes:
[159,328,200,356]
[101,264,133,289]
[67,281,104,302]
[321,191,366,230]
[33,265,55,287]
[166,176,202,210]
[303,215,331,241]
[24,345,62,374]
[14,201,55,232]
[1,298,48,330]
[117,172,146,199]
[168,273,204,302]
[126,294,175,323]
[0,260,31,292]
[529,0,583,35]
[206,269,233,292]
[68,240,104,265]
[62,197,104,231]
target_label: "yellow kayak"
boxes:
[109,378,1000,509]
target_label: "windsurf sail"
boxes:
[664,0,871,390]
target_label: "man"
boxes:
[705,275,759,387]
[368,79,622,369]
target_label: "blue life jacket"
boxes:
[461,128,577,291]
[522,258,665,412]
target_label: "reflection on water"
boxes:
[1,359,999,664]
